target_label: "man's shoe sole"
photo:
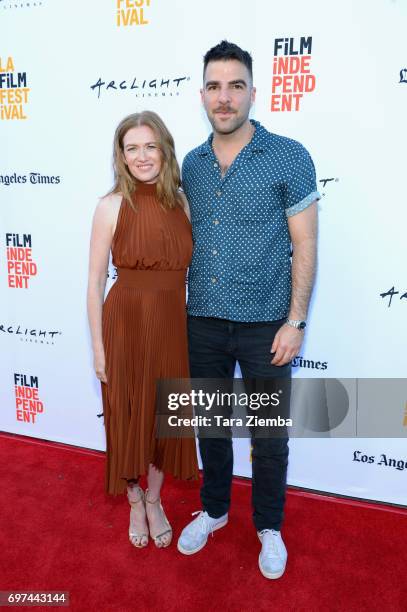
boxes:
[258,557,286,580]
[177,518,228,556]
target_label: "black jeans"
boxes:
[188,315,290,532]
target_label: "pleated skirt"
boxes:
[101,269,199,495]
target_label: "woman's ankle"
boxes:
[127,478,140,490]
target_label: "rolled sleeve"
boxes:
[285,144,320,217]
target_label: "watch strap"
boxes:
[286,318,306,330]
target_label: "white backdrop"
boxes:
[1,0,406,505]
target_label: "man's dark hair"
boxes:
[203,40,253,81]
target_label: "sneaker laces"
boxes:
[191,510,216,537]
[259,529,280,559]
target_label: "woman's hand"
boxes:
[94,350,107,383]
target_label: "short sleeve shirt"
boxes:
[182,119,320,322]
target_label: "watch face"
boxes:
[299,321,306,330]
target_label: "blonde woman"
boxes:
[87,111,198,549]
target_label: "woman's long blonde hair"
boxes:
[109,111,182,211]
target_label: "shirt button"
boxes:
[216,190,222,197]
[211,277,217,284]
[213,162,218,168]
[213,219,219,225]
[212,249,218,255]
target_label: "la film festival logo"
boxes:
[6,233,38,289]
[14,373,44,425]
[116,0,151,27]
[0,56,30,120]
[271,36,316,112]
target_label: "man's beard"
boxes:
[208,110,248,135]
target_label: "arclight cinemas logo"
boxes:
[0,322,62,344]
[6,233,38,288]
[14,373,44,424]
[271,36,316,112]
[0,2,44,11]
[90,74,190,100]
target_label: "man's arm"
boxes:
[271,201,318,366]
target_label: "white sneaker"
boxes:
[258,529,288,579]
[177,510,228,555]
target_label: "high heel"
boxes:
[127,486,149,548]
[145,489,172,548]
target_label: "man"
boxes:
[177,40,319,580]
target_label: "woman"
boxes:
[87,111,198,549]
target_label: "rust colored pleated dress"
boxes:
[101,181,198,495]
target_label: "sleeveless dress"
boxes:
[101,181,199,495]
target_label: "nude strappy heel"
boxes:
[145,489,173,548]
[127,486,149,548]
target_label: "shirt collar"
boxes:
[197,119,270,157]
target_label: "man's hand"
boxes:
[270,323,304,366]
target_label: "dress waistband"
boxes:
[116,268,186,289]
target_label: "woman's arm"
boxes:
[179,191,191,221]
[87,194,121,383]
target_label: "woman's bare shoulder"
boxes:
[98,191,122,211]
[95,192,122,221]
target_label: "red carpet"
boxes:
[0,433,406,612]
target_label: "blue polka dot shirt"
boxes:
[182,120,320,322]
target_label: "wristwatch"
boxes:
[285,318,306,330]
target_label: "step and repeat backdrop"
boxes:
[1,0,406,505]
